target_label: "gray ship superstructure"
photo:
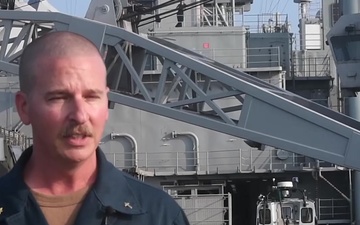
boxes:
[0,0,359,225]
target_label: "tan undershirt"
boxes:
[31,186,90,225]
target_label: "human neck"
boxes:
[24,148,97,195]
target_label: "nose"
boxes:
[68,97,89,124]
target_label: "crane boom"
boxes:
[0,10,359,171]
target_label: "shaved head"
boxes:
[15,31,110,190]
[19,31,103,94]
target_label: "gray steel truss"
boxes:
[0,11,360,170]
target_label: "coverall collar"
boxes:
[2,146,145,221]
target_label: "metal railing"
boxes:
[246,46,281,68]
[151,10,290,34]
[297,0,322,21]
[317,198,350,221]
[145,46,281,75]
[0,127,32,149]
[237,13,290,34]
[172,193,232,225]
[0,127,31,169]
[105,148,331,175]
[293,56,331,77]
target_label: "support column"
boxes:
[342,1,359,224]
[346,96,360,225]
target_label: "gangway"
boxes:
[0,9,360,171]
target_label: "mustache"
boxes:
[62,124,93,137]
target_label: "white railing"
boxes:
[105,148,329,175]
[145,46,281,75]
[153,12,290,33]
[0,127,32,149]
[172,193,231,225]
[0,127,32,168]
[237,13,290,34]
[293,56,331,77]
[297,0,322,21]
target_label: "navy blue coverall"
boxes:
[0,147,190,225]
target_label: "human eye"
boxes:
[47,96,68,103]
[84,90,103,100]
[82,94,100,103]
[45,91,69,102]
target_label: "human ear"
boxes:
[15,91,31,125]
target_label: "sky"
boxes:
[47,0,322,35]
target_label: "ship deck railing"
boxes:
[236,13,290,34]
[0,127,32,149]
[104,148,338,176]
[150,12,289,33]
[170,193,231,225]
[317,198,351,224]
[144,46,282,75]
[292,56,331,78]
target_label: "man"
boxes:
[0,31,190,225]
